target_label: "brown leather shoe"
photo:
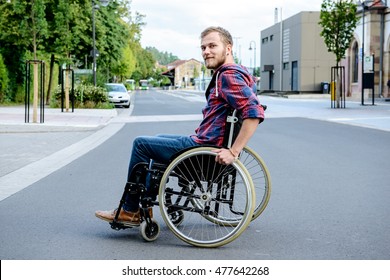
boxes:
[95,208,140,226]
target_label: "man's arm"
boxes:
[213,118,259,165]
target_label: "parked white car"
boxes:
[105,83,131,108]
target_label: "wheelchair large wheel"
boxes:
[158,147,255,248]
[240,146,271,221]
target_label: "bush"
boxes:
[0,54,9,103]
[51,83,113,109]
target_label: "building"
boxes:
[260,11,335,93]
[342,0,388,101]
[162,59,204,89]
[261,1,390,103]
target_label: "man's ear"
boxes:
[226,44,233,55]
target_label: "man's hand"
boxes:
[212,148,238,165]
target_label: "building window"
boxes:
[270,35,274,41]
[352,42,358,83]
[283,62,289,70]
[282,29,290,63]
[262,37,268,44]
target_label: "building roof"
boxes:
[359,0,387,9]
[166,60,187,70]
[166,58,202,70]
[371,0,386,7]
[163,59,202,75]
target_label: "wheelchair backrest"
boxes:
[223,108,242,149]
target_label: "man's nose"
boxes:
[202,47,210,55]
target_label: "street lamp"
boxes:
[92,0,110,86]
[249,41,256,76]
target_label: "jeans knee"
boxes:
[133,136,147,147]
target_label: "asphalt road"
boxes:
[1,90,390,260]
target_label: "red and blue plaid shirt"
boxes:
[191,64,265,146]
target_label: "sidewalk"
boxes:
[0,106,117,132]
[0,106,122,201]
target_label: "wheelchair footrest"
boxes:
[109,221,138,230]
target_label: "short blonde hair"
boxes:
[200,26,233,47]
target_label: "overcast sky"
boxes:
[131,0,325,67]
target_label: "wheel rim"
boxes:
[159,147,255,247]
[240,146,271,220]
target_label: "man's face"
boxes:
[201,32,230,70]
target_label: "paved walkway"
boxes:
[0,106,116,132]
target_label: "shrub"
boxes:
[0,54,9,103]
[51,83,113,109]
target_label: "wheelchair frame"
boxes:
[109,108,271,248]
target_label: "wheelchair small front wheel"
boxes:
[140,219,160,242]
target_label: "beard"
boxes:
[204,52,227,70]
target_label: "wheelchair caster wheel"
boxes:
[140,219,160,242]
[169,210,184,226]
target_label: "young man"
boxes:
[95,26,265,226]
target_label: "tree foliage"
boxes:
[0,0,181,103]
[146,46,179,65]
[0,0,48,59]
[319,0,359,66]
[0,53,9,102]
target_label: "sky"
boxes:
[131,0,325,67]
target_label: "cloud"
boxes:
[132,0,324,66]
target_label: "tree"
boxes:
[44,0,87,104]
[111,44,136,81]
[0,1,18,101]
[0,0,49,118]
[97,2,130,80]
[15,0,48,121]
[0,53,9,102]
[319,0,359,67]
[319,0,359,107]
[137,49,155,78]
[146,46,179,65]
[0,0,155,106]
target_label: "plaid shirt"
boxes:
[191,64,265,146]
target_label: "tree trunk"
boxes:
[65,68,69,112]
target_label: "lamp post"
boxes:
[249,40,256,76]
[360,0,366,105]
[92,0,110,86]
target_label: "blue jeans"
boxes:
[124,134,200,211]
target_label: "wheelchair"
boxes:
[109,107,271,248]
